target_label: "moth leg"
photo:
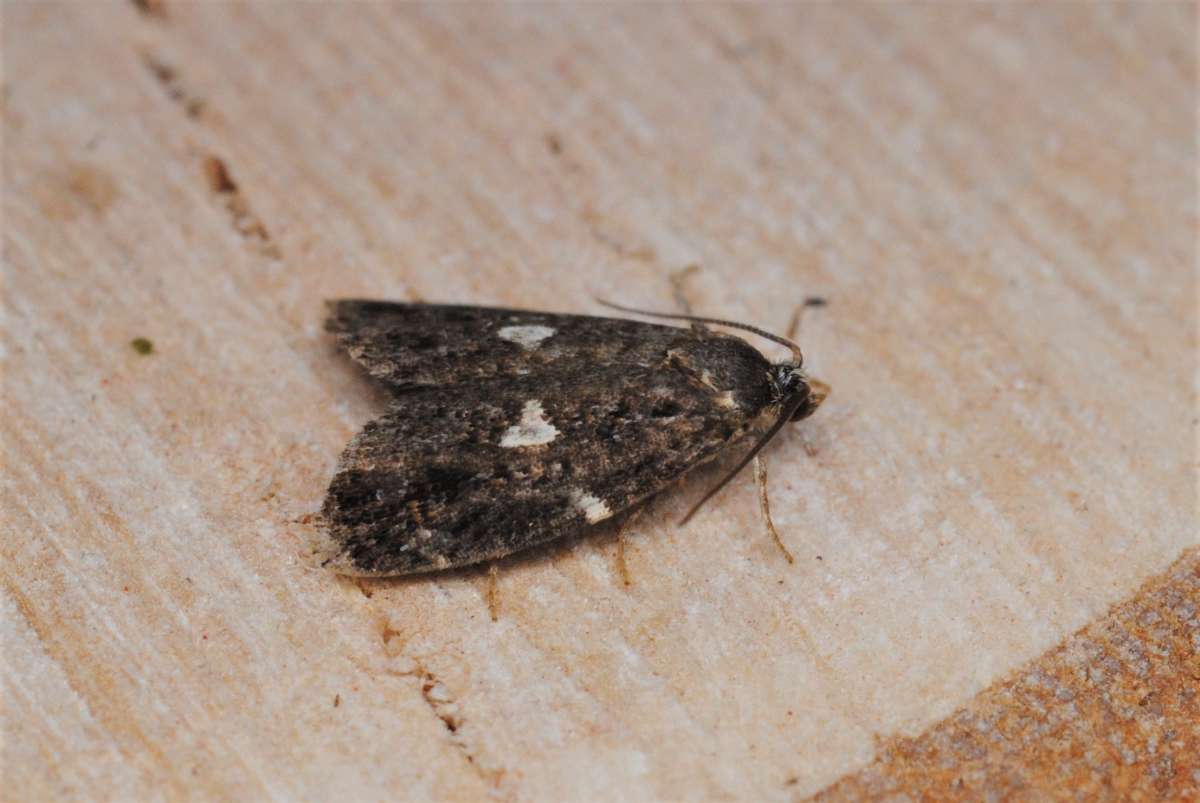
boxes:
[754,456,795,565]
[785,296,829,341]
[486,563,500,622]
[614,506,646,588]
[669,263,707,330]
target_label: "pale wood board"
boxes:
[2,3,1195,801]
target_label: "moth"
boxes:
[316,300,828,576]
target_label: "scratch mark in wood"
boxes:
[140,44,281,262]
[382,654,507,791]
[201,155,281,259]
[140,53,204,118]
[419,672,461,733]
[590,227,657,262]
[203,155,238,194]
[130,0,166,19]
[580,207,656,261]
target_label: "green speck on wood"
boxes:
[130,337,154,355]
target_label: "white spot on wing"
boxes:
[498,325,556,349]
[570,488,612,523]
[499,400,559,448]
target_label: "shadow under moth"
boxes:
[315,300,828,576]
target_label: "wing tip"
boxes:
[323,299,430,333]
[323,299,372,334]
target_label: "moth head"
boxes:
[772,362,830,420]
[772,364,830,421]
[679,362,828,525]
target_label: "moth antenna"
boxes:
[679,394,807,525]
[596,299,803,365]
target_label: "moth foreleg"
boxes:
[754,456,795,565]
[486,563,500,622]
[614,505,646,588]
[669,263,703,319]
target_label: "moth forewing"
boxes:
[317,301,825,576]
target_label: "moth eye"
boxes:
[651,399,683,418]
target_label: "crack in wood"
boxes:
[139,51,281,259]
[140,53,204,118]
[395,659,507,792]
[375,620,506,793]
[201,155,281,259]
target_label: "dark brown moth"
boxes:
[315,300,828,576]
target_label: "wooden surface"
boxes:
[3,3,1196,800]
[816,549,1199,801]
